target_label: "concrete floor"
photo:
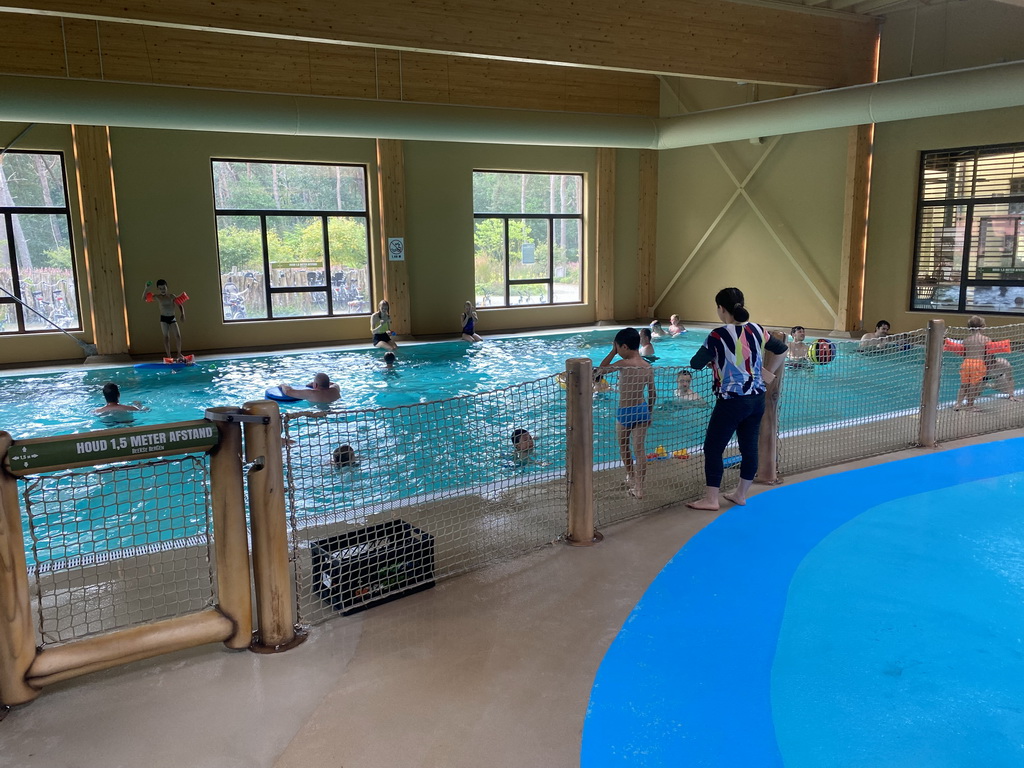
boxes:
[3,429,1020,768]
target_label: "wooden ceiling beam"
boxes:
[0,0,879,88]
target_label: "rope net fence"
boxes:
[936,320,1024,441]
[22,456,214,646]
[776,331,927,475]
[282,375,567,625]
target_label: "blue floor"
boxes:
[582,439,1024,767]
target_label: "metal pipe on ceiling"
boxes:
[0,60,1022,149]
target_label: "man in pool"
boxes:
[598,327,657,499]
[859,319,892,352]
[511,428,534,461]
[281,372,341,404]
[787,325,810,366]
[94,382,146,418]
[331,444,357,466]
[143,279,188,362]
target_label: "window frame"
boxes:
[910,142,1024,316]
[211,158,373,322]
[0,150,82,334]
[472,170,584,308]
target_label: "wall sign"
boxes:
[387,237,405,261]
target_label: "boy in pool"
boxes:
[674,369,706,406]
[598,327,657,499]
[648,320,667,338]
[382,351,398,376]
[331,444,358,467]
[143,279,188,362]
[94,382,147,420]
[639,327,656,358]
[787,325,810,367]
[281,372,341,404]
[511,428,534,461]
[954,316,1019,411]
[668,314,687,335]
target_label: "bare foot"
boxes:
[723,491,746,506]
[624,472,634,489]
[1009,396,1020,402]
[628,487,645,500]
[686,498,719,511]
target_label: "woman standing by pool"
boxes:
[687,287,787,511]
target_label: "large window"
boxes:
[911,143,1024,315]
[0,151,81,333]
[473,171,583,307]
[212,160,372,321]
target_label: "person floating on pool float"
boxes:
[639,327,656,360]
[143,279,188,362]
[786,325,811,368]
[94,382,147,423]
[280,372,341,404]
[331,444,358,467]
[598,327,657,500]
[950,316,1019,411]
[510,428,534,462]
[668,314,687,335]
[461,301,483,343]
[674,369,707,407]
[686,287,788,511]
[370,299,398,351]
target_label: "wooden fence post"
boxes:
[756,330,787,484]
[919,319,945,448]
[565,358,602,545]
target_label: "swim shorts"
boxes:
[372,333,391,344]
[160,314,176,324]
[960,358,986,385]
[616,403,651,429]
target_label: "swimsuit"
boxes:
[372,333,391,345]
[372,315,392,344]
[160,314,176,324]
[960,358,986,385]
[616,403,651,429]
[463,315,475,335]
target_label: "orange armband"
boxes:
[144,292,154,302]
[943,339,965,355]
[986,339,1011,355]
[173,292,189,306]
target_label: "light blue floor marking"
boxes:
[582,439,1024,767]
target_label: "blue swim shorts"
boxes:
[616,403,651,429]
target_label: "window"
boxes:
[473,171,583,307]
[212,160,372,321]
[0,151,81,333]
[911,143,1024,314]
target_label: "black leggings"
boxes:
[703,392,766,487]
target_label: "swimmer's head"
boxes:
[639,327,652,342]
[875,320,890,333]
[968,315,986,329]
[331,445,357,466]
[102,382,121,404]
[676,370,693,385]
[649,320,663,329]
[511,428,534,452]
[383,352,396,365]
[155,279,169,294]
[614,327,641,351]
[312,372,331,388]
[670,314,680,324]
[791,325,806,341]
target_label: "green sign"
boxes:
[6,421,219,474]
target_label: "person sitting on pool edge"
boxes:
[281,372,341,404]
[95,382,147,421]
[370,299,398,351]
[331,444,358,467]
[511,428,534,461]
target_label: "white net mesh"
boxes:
[283,375,567,624]
[23,456,215,645]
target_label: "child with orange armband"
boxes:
[143,279,189,362]
[951,316,1018,411]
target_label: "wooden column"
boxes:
[0,432,39,706]
[919,319,945,448]
[376,139,411,336]
[565,358,601,546]
[72,124,130,356]
[595,148,616,324]
[836,124,873,334]
[635,149,657,321]
[755,331,787,485]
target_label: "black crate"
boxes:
[311,519,435,615]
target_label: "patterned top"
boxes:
[690,323,787,399]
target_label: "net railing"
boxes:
[22,456,215,646]
[282,375,567,625]
[936,321,1024,442]
[777,331,927,475]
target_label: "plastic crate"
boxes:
[311,519,435,615]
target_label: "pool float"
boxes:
[808,339,836,365]
[134,354,195,370]
[265,385,303,402]
[646,445,689,460]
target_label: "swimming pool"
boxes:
[582,438,1024,767]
